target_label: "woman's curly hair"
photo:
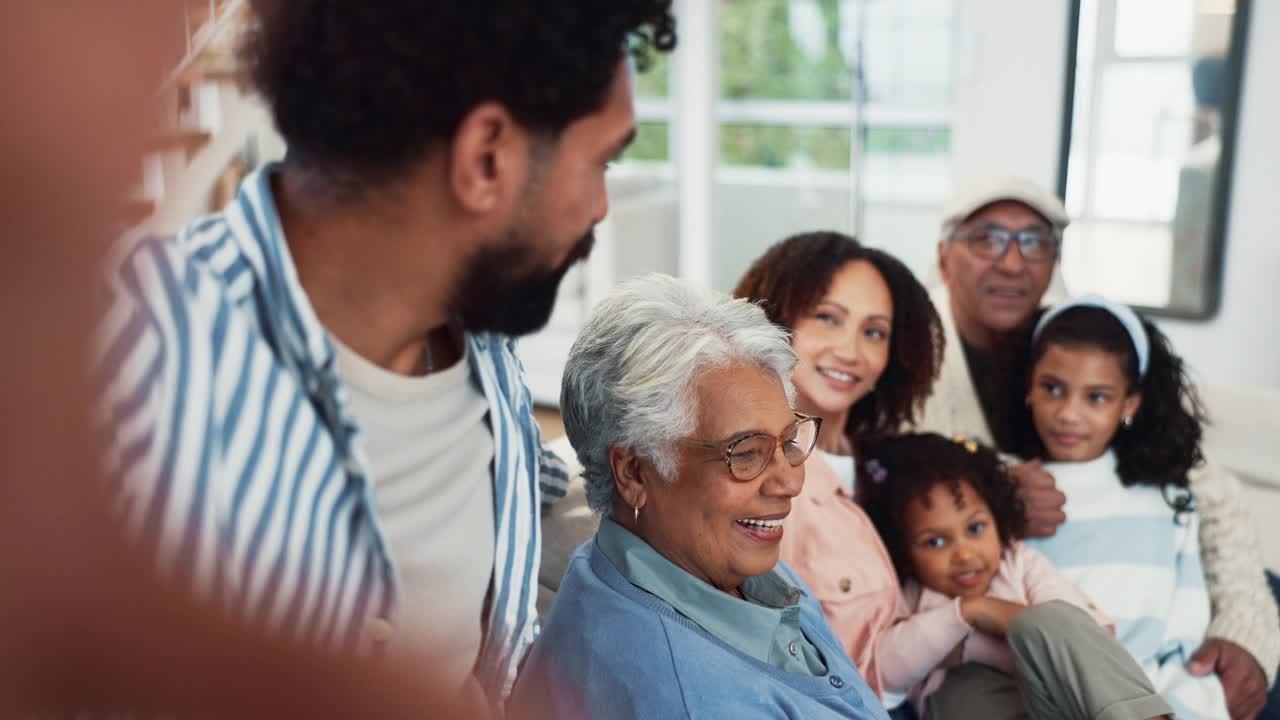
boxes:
[1023,306,1204,515]
[240,1,676,183]
[732,231,943,452]
[857,433,1027,581]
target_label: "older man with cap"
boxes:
[917,176,1280,720]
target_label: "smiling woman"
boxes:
[511,273,888,719]
[733,231,943,456]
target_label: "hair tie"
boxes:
[864,459,888,484]
[1033,294,1150,377]
[952,435,978,454]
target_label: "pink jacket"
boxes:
[879,541,1110,711]
[780,454,900,697]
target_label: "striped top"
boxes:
[1028,450,1228,719]
[93,164,570,701]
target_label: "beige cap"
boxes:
[940,176,1070,232]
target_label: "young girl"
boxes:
[859,432,1171,720]
[1020,295,1229,719]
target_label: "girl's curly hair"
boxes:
[857,432,1027,581]
[1023,306,1203,515]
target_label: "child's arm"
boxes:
[955,596,1025,675]
[879,594,1025,687]
[960,596,1027,636]
[876,592,972,695]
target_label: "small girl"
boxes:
[1020,295,1228,719]
[859,432,1171,720]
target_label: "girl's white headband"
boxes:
[1032,294,1150,377]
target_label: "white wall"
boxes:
[948,0,1073,192]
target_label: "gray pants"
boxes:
[924,601,1173,720]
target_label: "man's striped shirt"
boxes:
[94,164,570,700]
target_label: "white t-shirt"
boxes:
[332,334,495,693]
[816,448,857,494]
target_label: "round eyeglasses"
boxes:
[952,223,1060,263]
[686,413,822,481]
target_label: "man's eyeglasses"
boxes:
[951,223,1059,263]
[686,413,822,482]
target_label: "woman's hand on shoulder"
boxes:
[960,596,1027,637]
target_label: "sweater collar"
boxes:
[596,517,802,664]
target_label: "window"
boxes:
[522,0,962,401]
[712,0,957,290]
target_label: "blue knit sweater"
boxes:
[510,537,888,719]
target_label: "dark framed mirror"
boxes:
[1056,0,1250,318]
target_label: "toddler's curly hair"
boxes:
[857,432,1027,581]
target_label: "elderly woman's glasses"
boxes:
[687,414,822,481]
[952,223,1059,263]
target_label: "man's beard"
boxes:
[456,229,596,336]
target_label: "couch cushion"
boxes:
[538,436,601,619]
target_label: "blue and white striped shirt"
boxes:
[94,164,570,701]
[1029,451,1227,719]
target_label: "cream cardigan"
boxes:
[916,286,1280,685]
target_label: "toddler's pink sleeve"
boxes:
[877,593,971,695]
[960,630,1016,675]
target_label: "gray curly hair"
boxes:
[560,273,797,516]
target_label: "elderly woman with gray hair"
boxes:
[510,274,888,719]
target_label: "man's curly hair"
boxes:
[241,1,676,182]
[857,432,1027,582]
